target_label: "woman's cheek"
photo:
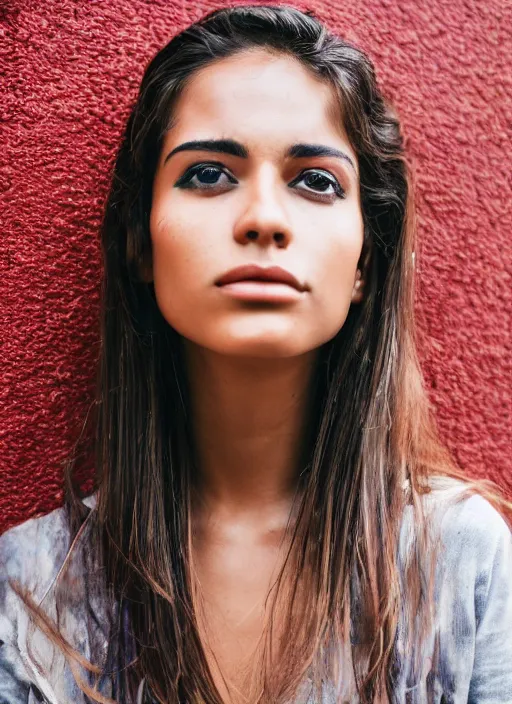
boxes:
[312,237,362,333]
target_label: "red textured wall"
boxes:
[1,1,510,534]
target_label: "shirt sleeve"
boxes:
[466,496,512,703]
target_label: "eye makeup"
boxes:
[174,162,346,202]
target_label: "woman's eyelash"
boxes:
[174,162,346,199]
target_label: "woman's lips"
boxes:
[215,264,308,303]
[217,280,304,303]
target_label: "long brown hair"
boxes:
[10,4,511,703]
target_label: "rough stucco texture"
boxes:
[1,0,510,534]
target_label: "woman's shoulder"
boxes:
[1,505,68,602]
[0,494,97,601]
[422,478,512,700]
[424,474,511,548]
[0,493,102,703]
[400,475,512,580]
[405,476,512,623]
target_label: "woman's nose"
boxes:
[232,168,293,249]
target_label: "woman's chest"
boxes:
[193,535,286,696]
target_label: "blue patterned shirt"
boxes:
[1,478,511,703]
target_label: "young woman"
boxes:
[1,5,511,704]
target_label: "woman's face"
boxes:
[149,48,365,359]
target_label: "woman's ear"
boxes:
[351,242,371,304]
[351,269,365,304]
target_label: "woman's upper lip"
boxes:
[215,265,307,292]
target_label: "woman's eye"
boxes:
[174,163,345,201]
[291,169,345,200]
[174,163,236,191]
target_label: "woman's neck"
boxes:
[184,342,318,517]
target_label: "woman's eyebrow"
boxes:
[163,138,357,174]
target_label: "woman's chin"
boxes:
[183,330,328,361]
[170,314,343,359]
[222,340,312,359]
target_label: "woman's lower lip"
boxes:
[217,281,303,302]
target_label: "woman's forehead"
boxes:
[166,49,355,165]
